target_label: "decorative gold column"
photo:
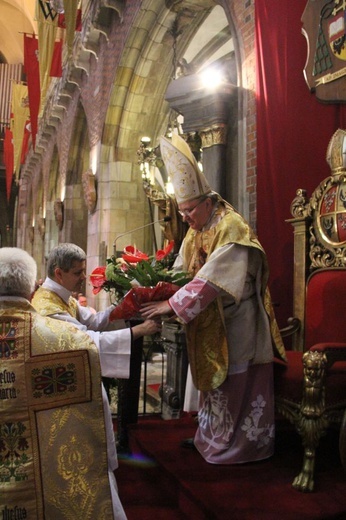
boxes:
[199,124,228,148]
[286,189,311,351]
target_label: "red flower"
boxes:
[90,266,106,294]
[155,240,174,261]
[122,245,149,264]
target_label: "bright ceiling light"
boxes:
[200,67,224,89]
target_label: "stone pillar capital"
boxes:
[165,73,237,134]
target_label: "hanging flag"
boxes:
[23,33,40,148]
[36,0,59,115]
[60,0,79,56]
[58,8,82,31]
[50,39,63,77]
[4,127,14,202]
[11,83,30,180]
[38,0,59,22]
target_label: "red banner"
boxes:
[58,9,82,31]
[50,39,63,77]
[23,34,40,149]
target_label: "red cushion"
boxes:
[274,269,346,407]
[305,269,346,348]
[311,342,346,353]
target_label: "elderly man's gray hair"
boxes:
[0,247,37,297]
[47,243,86,277]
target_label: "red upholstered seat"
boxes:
[305,269,346,348]
[305,270,346,406]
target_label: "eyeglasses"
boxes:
[178,198,206,217]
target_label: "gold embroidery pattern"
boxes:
[57,436,95,506]
[26,350,91,411]
[182,202,283,390]
[37,406,112,518]
[187,300,228,391]
[31,288,78,318]
[0,303,114,518]
[0,421,30,484]
[31,362,77,398]
[0,321,18,359]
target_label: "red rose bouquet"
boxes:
[90,240,191,320]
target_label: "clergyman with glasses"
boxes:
[141,133,286,465]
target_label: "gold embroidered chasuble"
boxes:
[182,201,286,392]
[0,300,114,519]
[31,287,79,319]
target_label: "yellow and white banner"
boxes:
[36,0,59,115]
[11,83,29,179]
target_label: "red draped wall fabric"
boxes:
[255,0,346,329]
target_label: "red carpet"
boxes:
[116,413,346,519]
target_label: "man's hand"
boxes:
[131,317,162,339]
[140,300,173,319]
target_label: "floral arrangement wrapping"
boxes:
[90,240,191,320]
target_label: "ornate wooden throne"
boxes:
[274,129,346,492]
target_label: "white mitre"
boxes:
[160,134,211,204]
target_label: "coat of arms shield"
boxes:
[302,0,346,102]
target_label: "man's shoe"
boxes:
[180,437,196,449]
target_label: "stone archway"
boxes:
[99,0,243,259]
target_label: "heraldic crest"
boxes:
[291,129,346,267]
[302,0,346,102]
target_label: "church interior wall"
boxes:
[11,0,255,308]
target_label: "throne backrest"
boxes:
[288,129,346,351]
[305,268,346,349]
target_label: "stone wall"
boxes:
[17,0,257,305]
